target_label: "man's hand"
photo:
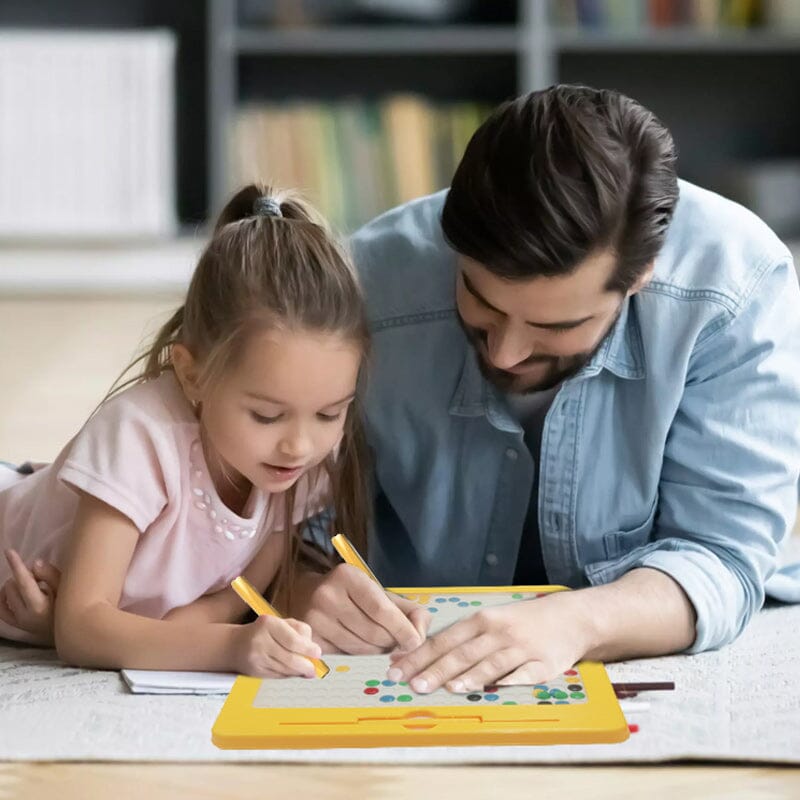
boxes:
[386,568,697,693]
[385,590,593,693]
[0,549,62,646]
[291,564,431,654]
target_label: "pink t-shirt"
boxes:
[0,372,329,643]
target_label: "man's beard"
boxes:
[457,309,621,395]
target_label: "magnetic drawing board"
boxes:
[212,586,629,749]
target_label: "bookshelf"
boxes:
[208,0,800,241]
[1,0,800,291]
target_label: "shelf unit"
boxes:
[2,0,800,292]
[207,0,800,235]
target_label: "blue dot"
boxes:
[427,607,439,613]
[380,695,395,702]
[555,700,569,705]
[484,694,499,701]
[533,684,548,691]
[382,680,396,687]
[449,597,460,602]
[435,598,447,603]
[458,602,469,607]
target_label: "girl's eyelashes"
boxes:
[249,409,344,424]
[250,410,281,424]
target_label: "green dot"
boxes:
[397,695,413,702]
[502,701,518,705]
[570,692,585,699]
[470,601,482,606]
[551,690,568,699]
[365,680,380,686]
[512,593,523,599]
[399,681,408,686]
[535,690,550,699]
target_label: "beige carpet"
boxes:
[1,596,798,765]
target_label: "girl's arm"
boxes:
[163,532,287,625]
[54,493,319,675]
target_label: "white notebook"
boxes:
[121,669,237,695]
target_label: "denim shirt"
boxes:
[349,180,800,654]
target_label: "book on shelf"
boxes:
[231,96,490,232]
[0,30,177,240]
[553,0,793,30]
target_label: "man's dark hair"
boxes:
[441,85,679,292]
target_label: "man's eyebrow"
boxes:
[461,271,594,330]
[245,392,356,407]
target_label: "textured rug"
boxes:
[1,596,798,764]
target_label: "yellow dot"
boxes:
[335,665,350,673]
[417,595,430,604]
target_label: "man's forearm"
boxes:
[572,567,697,662]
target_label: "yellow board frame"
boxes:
[212,586,629,749]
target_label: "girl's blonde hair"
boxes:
[111,183,371,612]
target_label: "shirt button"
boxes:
[505,448,518,460]
[485,553,499,566]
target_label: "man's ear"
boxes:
[627,261,655,297]
[171,343,202,406]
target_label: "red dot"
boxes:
[564,669,578,676]
[628,724,639,734]
[364,687,379,695]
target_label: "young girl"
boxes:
[0,184,423,677]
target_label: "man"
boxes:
[293,84,800,696]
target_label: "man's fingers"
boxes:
[312,634,337,655]
[3,550,41,607]
[344,581,423,651]
[494,660,550,687]
[407,607,432,639]
[304,606,388,654]
[332,601,398,650]
[445,647,529,694]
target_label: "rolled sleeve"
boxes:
[649,258,800,652]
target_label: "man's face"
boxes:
[456,249,640,394]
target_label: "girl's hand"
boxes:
[0,549,62,646]
[233,614,324,678]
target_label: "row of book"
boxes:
[231,96,491,233]
[554,0,800,29]
[0,31,176,239]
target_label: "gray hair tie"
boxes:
[253,196,282,218]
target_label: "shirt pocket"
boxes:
[601,496,659,560]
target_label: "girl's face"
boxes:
[193,328,361,499]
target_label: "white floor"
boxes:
[0,294,181,463]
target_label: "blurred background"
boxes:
[1,0,800,463]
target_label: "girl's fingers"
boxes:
[0,585,18,626]
[4,550,41,607]
[258,640,316,678]
[4,581,26,619]
[284,618,314,640]
[32,561,61,592]
[259,616,321,660]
